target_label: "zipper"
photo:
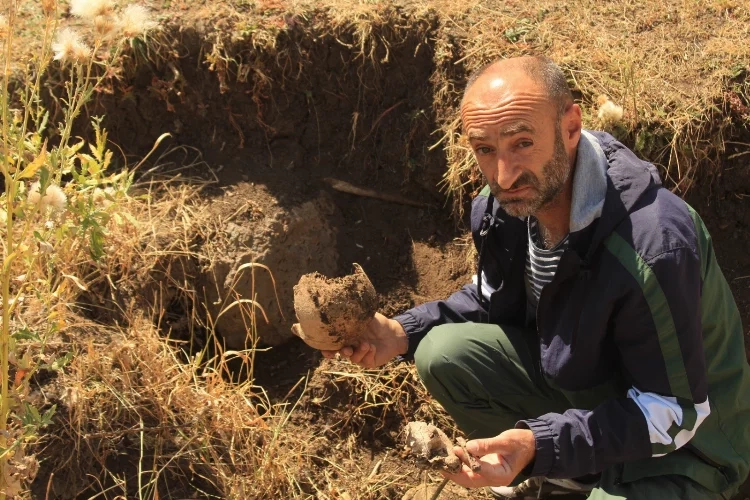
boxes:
[476,195,496,323]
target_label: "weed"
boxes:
[0,0,158,495]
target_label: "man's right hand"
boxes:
[321,313,408,369]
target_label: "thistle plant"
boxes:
[0,0,158,496]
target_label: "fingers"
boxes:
[322,343,378,368]
[339,346,354,357]
[359,343,378,368]
[439,465,486,488]
[348,342,371,365]
[465,437,497,457]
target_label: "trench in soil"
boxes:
[79,25,475,387]
[61,24,750,499]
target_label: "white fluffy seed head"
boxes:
[597,97,624,124]
[28,181,67,210]
[117,5,157,38]
[27,181,42,205]
[94,14,117,37]
[52,28,91,64]
[70,0,114,19]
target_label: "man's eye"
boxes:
[518,140,533,148]
[476,146,492,155]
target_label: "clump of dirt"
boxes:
[292,263,378,350]
[403,421,462,473]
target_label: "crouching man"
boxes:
[322,56,750,499]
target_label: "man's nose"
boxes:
[494,155,521,190]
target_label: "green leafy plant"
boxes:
[0,0,158,495]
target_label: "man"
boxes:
[322,56,750,499]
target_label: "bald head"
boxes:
[463,56,573,117]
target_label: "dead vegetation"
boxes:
[3,0,749,498]
[53,0,747,217]
[19,166,455,497]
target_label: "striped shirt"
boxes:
[525,218,569,308]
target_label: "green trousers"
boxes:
[414,323,729,499]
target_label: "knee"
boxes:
[414,324,475,386]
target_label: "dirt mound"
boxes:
[201,182,340,347]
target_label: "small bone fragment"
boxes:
[403,422,461,473]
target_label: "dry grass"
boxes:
[40,313,311,498]
[21,163,451,497]
[13,1,748,218]
[4,0,749,497]
[26,175,306,498]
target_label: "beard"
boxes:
[490,128,571,218]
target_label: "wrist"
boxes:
[390,319,409,356]
[518,429,536,467]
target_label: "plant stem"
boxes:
[0,2,19,496]
[430,478,449,500]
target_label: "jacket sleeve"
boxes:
[517,244,710,479]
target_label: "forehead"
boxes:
[461,76,553,135]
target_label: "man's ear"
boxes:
[562,103,583,146]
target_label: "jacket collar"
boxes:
[570,130,609,233]
[574,130,662,262]
[483,130,660,266]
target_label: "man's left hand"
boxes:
[442,428,536,488]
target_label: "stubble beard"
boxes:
[490,130,571,218]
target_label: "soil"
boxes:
[292,264,379,351]
[200,182,341,347]
[30,10,750,500]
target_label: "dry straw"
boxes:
[2,0,748,497]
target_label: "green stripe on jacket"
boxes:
[607,204,750,494]
[604,232,693,402]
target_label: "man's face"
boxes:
[461,74,572,218]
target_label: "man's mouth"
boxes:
[501,186,533,196]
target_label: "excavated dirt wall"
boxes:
[69,21,468,348]
[60,19,749,354]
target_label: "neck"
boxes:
[535,177,573,248]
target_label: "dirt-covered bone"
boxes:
[291,263,378,350]
[403,421,464,473]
